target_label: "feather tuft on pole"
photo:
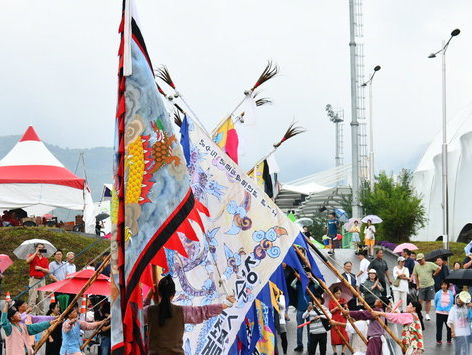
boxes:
[155,65,176,89]
[252,61,279,90]
[173,111,183,127]
[255,97,272,107]
[273,122,306,148]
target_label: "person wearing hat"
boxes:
[412,252,441,321]
[392,256,410,312]
[360,269,384,307]
[447,291,471,355]
[0,300,55,355]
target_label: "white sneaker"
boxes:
[425,314,431,321]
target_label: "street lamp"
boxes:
[428,28,460,250]
[362,65,381,186]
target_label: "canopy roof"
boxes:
[0,126,84,189]
[0,126,95,234]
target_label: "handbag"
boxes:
[393,277,401,287]
[313,306,331,331]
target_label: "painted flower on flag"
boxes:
[223,244,247,279]
[225,191,252,235]
[251,227,288,260]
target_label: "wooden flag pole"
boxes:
[303,237,407,353]
[33,254,112,354]
[292,246,368,346]
[80,315,111,351]
[291,270,354,353]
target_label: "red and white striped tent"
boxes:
[0,126,94,232]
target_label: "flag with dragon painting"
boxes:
[171,117,322,354]
[111,2,208,353]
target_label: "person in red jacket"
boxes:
[26,243,49,314]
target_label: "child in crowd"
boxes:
[447,291,471,355]
[60,303,105,355]
[302,295,331,355]
[434,281,454,344]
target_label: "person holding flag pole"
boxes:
[302,236,407,353]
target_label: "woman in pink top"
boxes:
[372,301,424,354]
[434,281,454,344]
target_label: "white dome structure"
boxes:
[412,102,472,242]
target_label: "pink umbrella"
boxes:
[42,213,54,219]
[323,282,353,307]
[0,254,13,273]
[393,243,418,254]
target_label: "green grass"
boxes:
[413,241,467,266]
[0,227,109,298]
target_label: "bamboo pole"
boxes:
[80,315,111,351]
[293,246,368,345]
[33,254,112,354]
[291,269,354,354]
[303,237,406,353]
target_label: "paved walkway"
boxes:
[281,248,448,355]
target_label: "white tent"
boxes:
[0,126,95,233]
[412,102,472,242]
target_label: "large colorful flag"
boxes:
[248,159,274,198]
[212,116,239,163]
[111,2,207,353]
[173,117,321,354]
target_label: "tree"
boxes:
[359,169,427,242]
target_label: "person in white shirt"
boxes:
[346,319,368,355]
[363,220,376,258]
[302,295,331,355]
[392,256,410,312]
[447,292,471,355]
[49,249,67,282]
[65,251,77,276]
[356,251,370,285]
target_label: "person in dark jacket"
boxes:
[433,257,449,292]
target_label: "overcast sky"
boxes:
[2,0,472,182]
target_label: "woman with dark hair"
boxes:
[60,303,105,355]
[373,301,424,354]
[361,269,384,307]
[146,275,236,355]
[46,302,62,355]
[0,301,53,355]
[328,287,349,355]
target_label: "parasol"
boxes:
[0,254,13,273]
[445,269,472,286]
[393,243,418,254]
[38,269,110,296]
[361,215,383,224]
[345,218,361,231]
[13,239,56,259]
[323,282,353,307]
[464,240,472,256]
[335,209,349,223]
[42,213,54,220]
[424,249,453,262]
[95,213,110,222]
[295,218,313,227]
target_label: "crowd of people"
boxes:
[0,242,111,355]
[274,223,472,355]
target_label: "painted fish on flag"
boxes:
[111,2,208,353]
